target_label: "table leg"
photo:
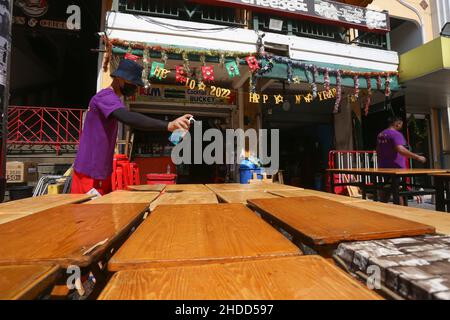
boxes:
[392,176,401,205]
[436,177,446,212]
[330,173,335,194]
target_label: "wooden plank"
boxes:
[150,192,218,211]
[108,203,301,271]
[0,214,29,225]
[127,185,166,192]
[215,190,280,204]
[247,197,435,246]
[100,256,380,300]
[0,264,60,300]
[86,191,159,205]
[165,184,213,193]
[0,203,149,268]
[269,189,365,204]
[349,201,450,235]
[206,183,302,192]
[0,194,94,215]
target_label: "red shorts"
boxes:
[71,170,112,195]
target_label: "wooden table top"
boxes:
[349,201,450,235]
[269,189,366,204]
[0,214,29,225]
[0,194,94,215]
[100,256,380,300]
[149,192,218,211]
[165,184,213,193]
[215,191,280,204]
[86,191,160,205]
[247,197,435,246]
[0,264,60,300]
[108,203,301,271]
[127,185,166,192]
[327,168,448,176]
[0,203,149,268]
[206,183,301,192]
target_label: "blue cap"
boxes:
[111,59,145,87]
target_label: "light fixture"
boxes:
[441,22,450,37]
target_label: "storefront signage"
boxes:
[188,0,390,32]
[13,0,81,32]
[133,84,236,105]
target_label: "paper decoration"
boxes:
[226,61,240,78]
[365,76,372,116]
[334,70,342,114]
[354,75,360,99]
[124,53,139,61]
[176,66,188,84]
[202,66,215,82]
[150,62,165,80]
[246,56,260,72]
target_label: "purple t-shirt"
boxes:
[74,88,124,180]
[376,129,407,169]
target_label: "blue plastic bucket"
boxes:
[239,160,261,184]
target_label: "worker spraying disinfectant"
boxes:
[71,59,192,195]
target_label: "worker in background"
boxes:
[72,59,192,195]
[376,116,426,205]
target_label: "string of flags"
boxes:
[103,36,399,115]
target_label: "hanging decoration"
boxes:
[246,56,260,72]
[176,66,188,84]
[324,68,331,92]
[334,70,342,114]
[376,75,383,91]
[124,52,139,61]
[161,50,169,65]
[182,52,190,74]
[219,53,226,68]
[353,75,360,99]
[150,62,166,80]
[226,61,240,78]
[142,48,151,89]
[202,66,215,82]
[385,76,391,97]
[365,76,372,116]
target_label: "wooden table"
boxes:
[127,185,166,192]
[328,168,447,205]
[430,173,450,212]
[215,190,280,204]
[206,183,301,193]
[108,203,301,271]
[165,184,213,193]
[348,201,450,235]
[0,214,29,225]
[0,194,94,215]
[100,256,380,300]
[269,189,366,204]
[0,264,60,300]
[149,192,218,211]
[86,191,160,205]
[0,203,149,268]
[247,197,435,257]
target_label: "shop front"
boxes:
[101,1,399,186]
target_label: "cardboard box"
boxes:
[6,162,38,184]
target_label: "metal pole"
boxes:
[0,0,13,203]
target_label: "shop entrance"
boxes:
[129,105,235,185]
[262,99,335,190]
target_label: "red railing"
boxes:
[7,106,85,154]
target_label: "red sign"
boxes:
[188,0,390,33]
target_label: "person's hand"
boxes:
[416,155,427,164]
[167,114,193,132]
